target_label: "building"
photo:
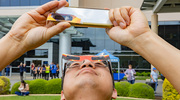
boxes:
[0,0,180,74]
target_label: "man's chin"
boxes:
[76,76,98,88]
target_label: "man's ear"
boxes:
[61,90,66,100]
[112,88,117,99]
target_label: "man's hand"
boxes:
[7,0,71,51]
[107,7,151,48]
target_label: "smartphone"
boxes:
[47,7,113,28]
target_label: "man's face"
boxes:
[61,59,117,100]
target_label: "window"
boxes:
[25,49,48,58]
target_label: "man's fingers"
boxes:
[114,8,126,28]
[35,0,67,16]
[109,9,118,26]
[120,8,130,26]
[46,22,71,39]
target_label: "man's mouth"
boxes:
[77,68,97,76]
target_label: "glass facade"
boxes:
[72,27,150,71]
[72,27,121,54]
[25,49,48,58]
[0,0,68,6]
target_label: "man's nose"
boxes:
[80,60,95,69]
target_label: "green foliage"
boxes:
[147,72,151,76]
[46,79,62,94]
[129,83,155,99]
[29,79,47,94]
[12,79,62,94]
[115,81,131,96]
[141,72,148,76]
[135,72,150,76]
[11,82,21,94]
[0,79,5,94]
[163,78,180,100]
[135,72,139,76]
[0,76,11,94]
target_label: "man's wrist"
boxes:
[0,34,27,68]
[128,30,157,54]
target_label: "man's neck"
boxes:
[64,89,112,100]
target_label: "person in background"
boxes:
[41,64,46,79]
[37,64,41,79]
[0,71,2,76]
[6,65,11,76]
[50,62,55,79]
[150,68,158,93]
[18,62,24,81]
[124,64,136,84]
[51,64,57,79]
[45,64,50,80]
[23,63,26,80]
[56,64,59,78]
[33,66,37,79]
[30,63,35,76]
[15,80,29,96]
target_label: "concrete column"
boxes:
[151,13,158,34]
[59,32,71,77]
[69,0,79,7]
[151,13,158,72]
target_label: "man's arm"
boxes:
[0,0,70,71]
[150,74,155,82]
[107,7,180,93]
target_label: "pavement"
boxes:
[4,74,163,99]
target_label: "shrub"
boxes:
[142,72,148,76]
[0,76,11,94]
[11,80,32,94]
[135,72,140,76]
[115,81,131,96]
[138,72,143,76]
[29,79,47,94]
[46,79,62,94]
[11,82,21,94]
[0,79,5,94]
[147,72,151,76]
[162,78,180,100]
[129,83,155,99]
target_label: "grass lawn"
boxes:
[0,96,136,100]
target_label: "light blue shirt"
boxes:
[151,71,158,82]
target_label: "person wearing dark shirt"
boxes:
[23,64,26,80]
[6,65,11,76]
[18,63,24,81]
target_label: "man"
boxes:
[23,63,26,80]
[50,62,56,79]
[18,63,24,81]
[60,54,117,100]
[6,65,11,76]
[0,0,180,96]
[150,68,158,93]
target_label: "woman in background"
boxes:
[15,80,29,96]
[37,64,41,79]
[33,66,37,79]
[124,64,136,84]
[41,64,46,79]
